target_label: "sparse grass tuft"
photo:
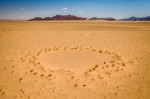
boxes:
[40,74,44,77]
[19,78,23,82]
[129,60,133,63]
[122,63,125,66]
[112,64,115,67]
[110,60,115,63]
[89,69,92,72]
[99,50,102,53]
[74,83,78,87]
[30,69,34,72]
[47,74,52,77]
[95,64,99,68]
[33,72,38,75]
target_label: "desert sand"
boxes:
[0,21,150,99]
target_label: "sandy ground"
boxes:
[0,21,150,99]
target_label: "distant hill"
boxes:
[29,15,116,21]
[27,15,150,21]
[121,16,150,21]
[29,15,87,21]
[89,17,116,21]
[1,15,150,21]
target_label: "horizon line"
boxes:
[0,14,150,21]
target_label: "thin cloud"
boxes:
[19,8,25,10]
[62,8,68,10]
[64,11,67,13]
[78,11,84,14]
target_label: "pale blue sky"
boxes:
[0,0,150,20]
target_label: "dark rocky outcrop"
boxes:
[29,17,43,21]
[29,15,87,21]
[121,16,150,21]
[28,15,150,21]
[89,17,116,21]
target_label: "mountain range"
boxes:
[120,16,150,21]
[29,15,87,21]
[29,15,150,21]
[29,15,116,21]
[1,15,150,21]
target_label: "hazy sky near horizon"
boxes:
[0,0,150,20]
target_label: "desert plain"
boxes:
[0,21,150,99]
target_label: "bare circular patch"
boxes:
[38,49,113,71]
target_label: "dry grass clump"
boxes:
[33,72,38,75]
[37,52,41,56]
[97,74,103,79]
[129,60,134,63]
[20,58,25,62]
[92,49,96,51]
[98,50,102,53]
[115,55,121,60]
[47,74,52,77]
[115,69,119,72]
[95,64,99,68]
[74,83,78,87]
[109,60,115,63]
[19,78,23,82]
[30,69,34,72]
[84,72,89,76]
[112,64,115,67]
[40,74,44,77]
[105,71,111,75]
[89,69,92,72]
[122,63,125,66]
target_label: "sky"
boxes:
[0,0,150,20]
